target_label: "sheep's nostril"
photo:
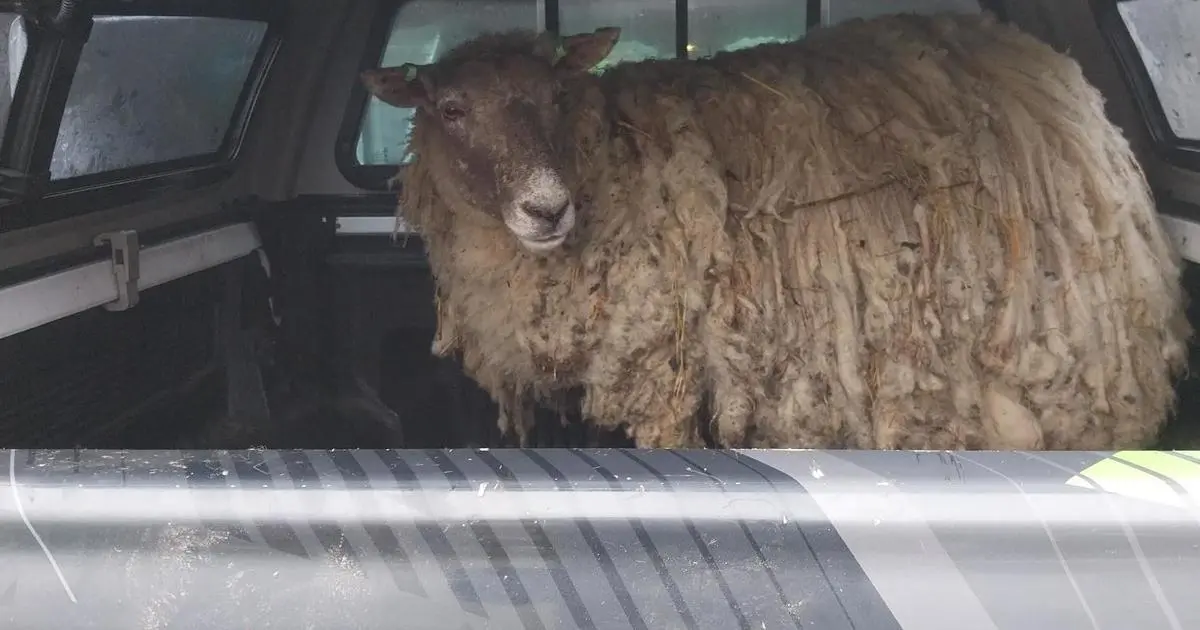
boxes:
[521,200,570,223]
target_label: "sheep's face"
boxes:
[361,27,621,253]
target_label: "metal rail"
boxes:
[3,447,1198,628]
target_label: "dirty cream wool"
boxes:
[398,12,1190,449]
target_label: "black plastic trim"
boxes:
[298,192,399,216]
[335,0,407,192]
[806,0,822,29]
[543,0,560,34]
[88,0,281,20]
[327,235,430,270]
[675,0,688,59]
[0,0,286,233]
[0,9,89,227]
[1092,0,1200,172]
[977,0,1008,22]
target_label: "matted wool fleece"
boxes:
[398,12,1191,449]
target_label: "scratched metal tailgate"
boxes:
[2,448,1199,629]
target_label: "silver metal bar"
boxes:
[0,222,261,340]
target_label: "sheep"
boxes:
[360,11,1192,450]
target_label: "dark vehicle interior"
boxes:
[0,0,1198,451]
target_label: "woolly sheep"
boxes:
[360,12,1191,449]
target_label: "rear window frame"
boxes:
[0,0,284,233]
[336,0,408,192]
[337,0,1007,192]
[335,0,830,192]
[1093,0,1200,172]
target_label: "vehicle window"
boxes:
[51,15,267,181]
[354,0,809,167]
[560,0,673,65]
[1118,0,1200,141]
[356,0,539,166]
[561,0,807,61]
[0,13,27,149]
[828,0,980,25]
[687,0,807,58]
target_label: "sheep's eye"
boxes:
[440,104,465,121]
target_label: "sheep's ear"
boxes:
[556,27,621,74]
[360,63,430,109]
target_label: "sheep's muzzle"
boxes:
[503,167,576,252]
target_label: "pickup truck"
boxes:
[1,0,1198,628]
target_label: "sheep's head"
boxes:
[361,27,621,253]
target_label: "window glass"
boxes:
[354,0,811,168]
[828,0,980,25]
[1118,0,1200,141]
[560,0,673,67]
[356,0,539,166]
[0,13,27,149]
[51,16,267,181]
[687,0,806,59]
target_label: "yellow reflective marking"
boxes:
[1113,451,1200,500]
[1114,451,1200,479]
[1066,453,1185,508]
